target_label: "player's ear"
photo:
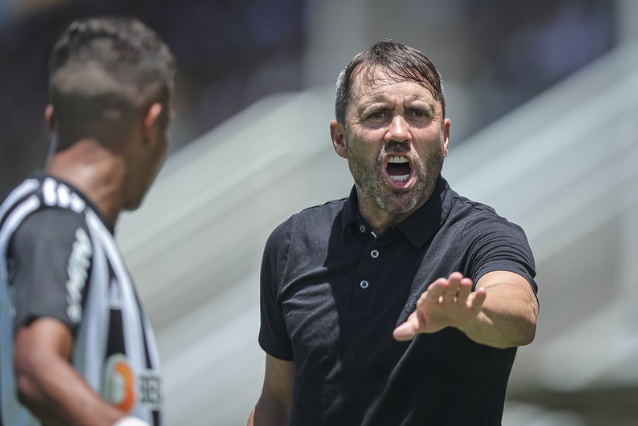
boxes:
[142,103,164,146]
[45,105,55,137]
[330,120,348,159]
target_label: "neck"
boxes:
[355,184,436,236]
[357,197,422,236]
[46,138,126,224]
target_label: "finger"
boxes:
[423,280,448,304]
[442,276,460,303]
[456,279,473,302]
[393,312,421,341]
[466,288,487,310]
[447,271,464,284]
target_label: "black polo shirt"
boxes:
[259,176,537,426]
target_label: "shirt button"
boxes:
[360,280,369,289]
[359,225,366,233]
[371,250,379,258]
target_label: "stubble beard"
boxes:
[346,139,446,215]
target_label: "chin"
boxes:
[122,198,144,212]
[375,192,421,215]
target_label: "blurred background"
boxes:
[1,0,637,424]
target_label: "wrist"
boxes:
[112,416,152,426]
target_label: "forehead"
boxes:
[349,66,439,107]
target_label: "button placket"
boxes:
[352,239,382,313]
[352,277,371,312]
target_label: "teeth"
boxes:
[388,156,408,164]
[390,174,410,182]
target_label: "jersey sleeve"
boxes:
[258,219,295,361]
[9,207,93,335]
[462,213,538,294]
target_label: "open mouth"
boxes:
[386,156,412,185]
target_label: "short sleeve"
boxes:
[9,207,93,334]
[258,219,294,361]
[462,214,537,294]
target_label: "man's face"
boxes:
[336,67,450,218]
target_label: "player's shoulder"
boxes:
[443,184,528,242]
[3,175,92,244]
[2,174,88,217]
[17,206,88,243]
[34,175,90,215]
[282,197,348,230]
[267,197,348,247]
[443,182,510,224]
[444,184,496,216]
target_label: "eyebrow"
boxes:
[355,97,437,115]
[355,102,389,118]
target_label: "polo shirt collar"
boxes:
[342,186,363,237]
[395,177,448,248]
[341,177,450,248]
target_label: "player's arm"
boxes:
[10,210,147,426]
[458,270,538,347]
[393,271,538,348]
[248,354,295,426]
[14,317,130,426]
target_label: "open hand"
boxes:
[393,272,486,341]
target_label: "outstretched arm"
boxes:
[248,354,295,426]
[14,317,131,426]
[393,271,538,348]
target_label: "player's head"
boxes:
[48,16,176,151]
[334,40,445,127]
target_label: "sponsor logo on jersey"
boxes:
[65,227,92,323]
[138,369,163,410]
[102,354,163,412]
[102,354,137,412]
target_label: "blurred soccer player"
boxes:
[0,16,175,426]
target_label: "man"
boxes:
[249,41,539,425]
[0,17,175,426]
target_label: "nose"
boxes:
[386,115,409,143]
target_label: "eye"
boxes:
[407,108,431,119]
[365,109,389,121]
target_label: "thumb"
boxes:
[393,312,422,341]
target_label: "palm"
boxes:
[394,272,486,340]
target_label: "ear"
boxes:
[142,103,164,146]
[330,120,348,159]
[442,118,451,158]
[45,105,55,136]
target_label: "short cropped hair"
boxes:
[335,40,445,125]
[49,17,176,148]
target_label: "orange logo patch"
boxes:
[102,354,136,412]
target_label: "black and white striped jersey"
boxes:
[0,174,163,426]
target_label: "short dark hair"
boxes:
[49,16,176,148]
[335,40,445,125]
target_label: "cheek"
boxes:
[156,135,169,163]
[346,130,382,157]
[417,132,446,153]
[347,141,376,165]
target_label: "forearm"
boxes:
[248,399,291,426]
[15,318,127,426]
[16,353,125,426]
[460,280,538,348]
